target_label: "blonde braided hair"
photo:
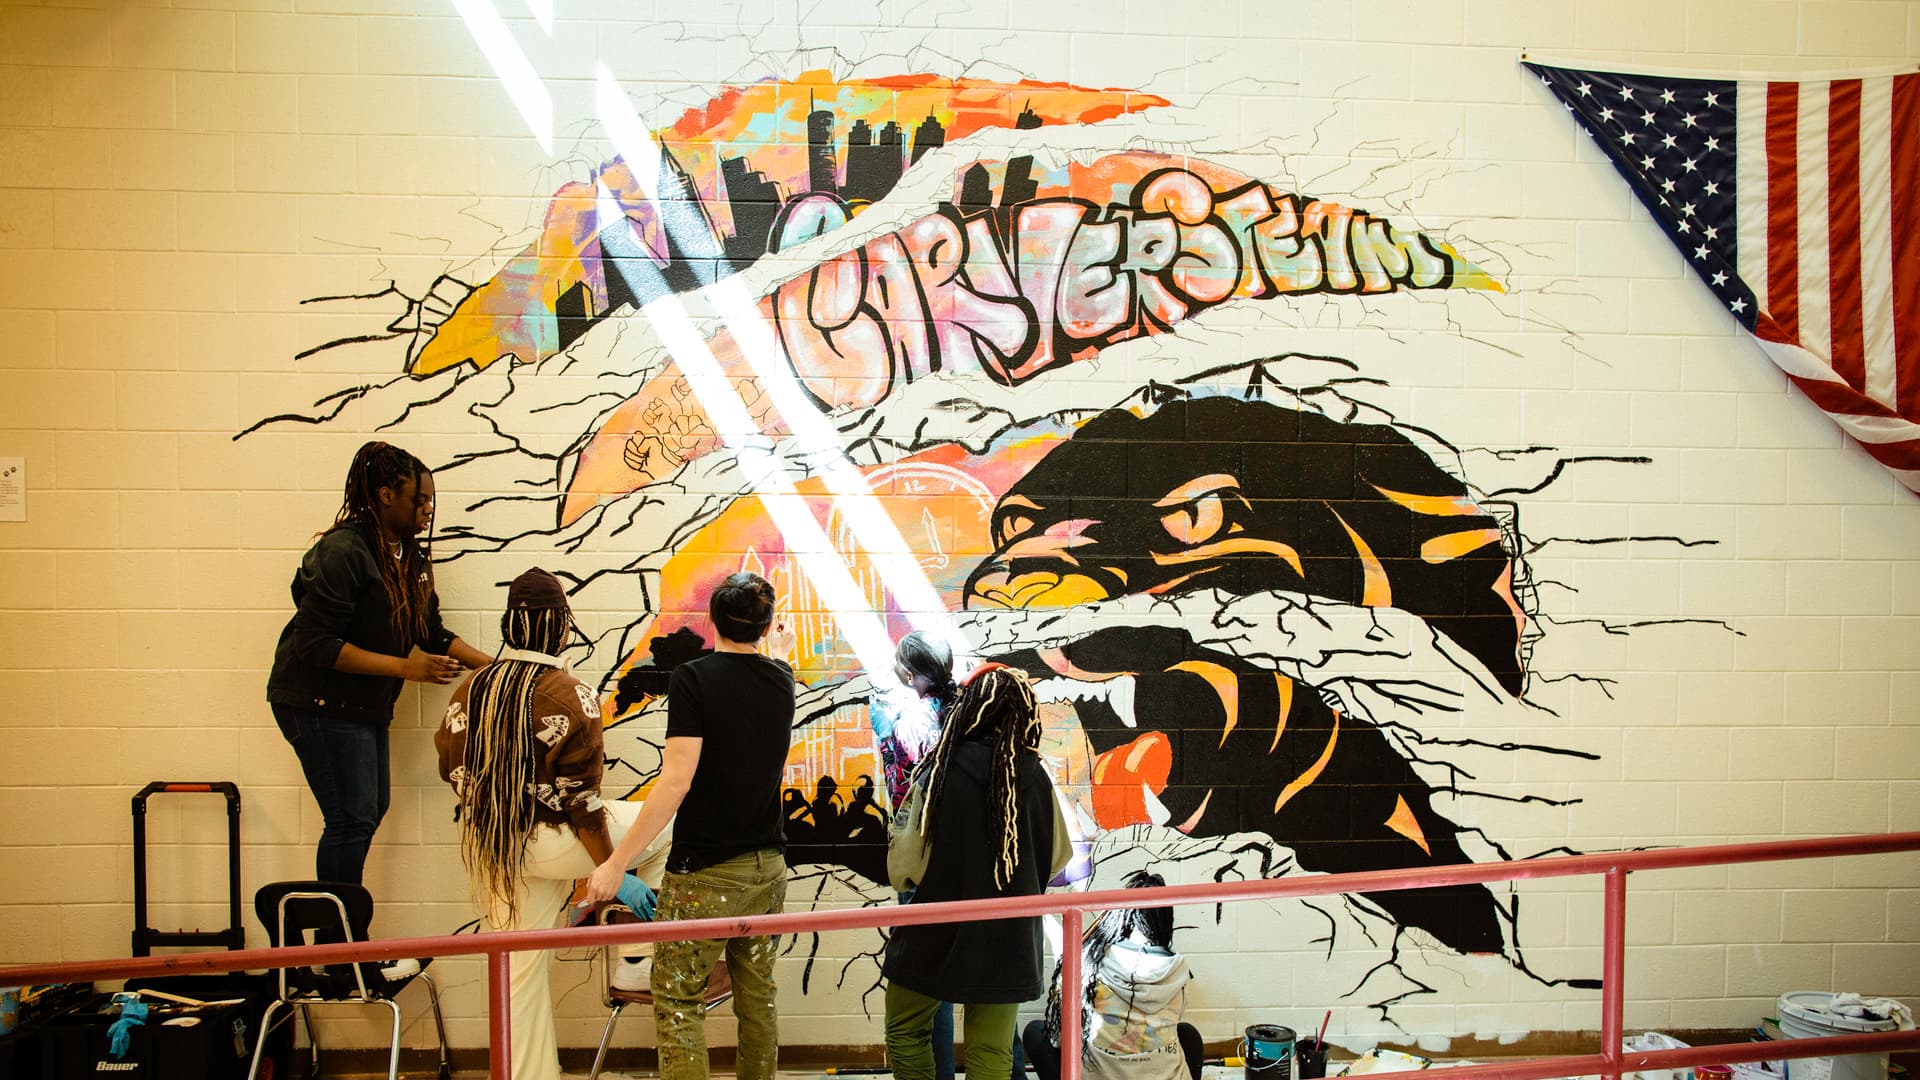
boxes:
[918,665,1041,888]
[458,606,569,925]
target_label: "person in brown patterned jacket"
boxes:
[434,567,670,1080]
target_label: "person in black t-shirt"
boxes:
[584,571,796,1080]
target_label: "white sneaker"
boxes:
[610,956,652,992]
[379,958,421,982]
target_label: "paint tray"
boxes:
[1337,1048,1433,1075]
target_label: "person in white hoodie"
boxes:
[1022,870,1204,1080]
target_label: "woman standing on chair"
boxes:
[885,665,1069,1080]
[267,440,490,884]
[437,568,669,1080]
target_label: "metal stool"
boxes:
[587,906,733,1080]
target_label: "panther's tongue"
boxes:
[1089,731,1172,828]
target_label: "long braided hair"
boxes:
[918,664,1040,888]
[1044,869,1175,1048]
[458,604,571,923]
[332,441,435,646]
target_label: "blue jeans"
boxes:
[273,705,390,884]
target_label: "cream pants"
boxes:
[479,800,671,1080]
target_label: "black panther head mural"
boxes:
[960,396,1532,955]
[965,397,1529,696]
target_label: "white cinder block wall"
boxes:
[2,0,1917,1057]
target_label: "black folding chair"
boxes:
[246,880,451,1080]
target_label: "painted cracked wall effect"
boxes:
[260,67,1737,1028]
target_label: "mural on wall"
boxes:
[264,64,1737,1019]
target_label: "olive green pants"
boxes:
[652,849,786,1080]
[885,981,1019,1080]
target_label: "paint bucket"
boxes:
[1776,991,1899,1080]
[1295,1039,1329,1080]
[1244,1024,1296,1080]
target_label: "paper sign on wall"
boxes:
[0,457,25,522]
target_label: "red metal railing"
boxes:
[3,832,1917,1080]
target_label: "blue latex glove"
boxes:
[107,993,147,1059]
[616,873,656,920]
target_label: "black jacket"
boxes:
[882,739,1061,1004]
[265,522,452,724]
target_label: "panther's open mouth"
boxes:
[991,624,1508,955]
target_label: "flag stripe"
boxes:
[1766,82,1800,339]
[1795,82,1832,363]
[1826,79,1866,391]
[1778,369,1920,468]
[1789,372,1905,419]
[1893,73,1920,418]
[1858,77,1898,410]
[1854,437,1920,470]
[1736,81,1770,307]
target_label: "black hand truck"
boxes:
[131,781,245,955]
[122,781,294,1078]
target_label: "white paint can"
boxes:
[1775,991,1900,1080]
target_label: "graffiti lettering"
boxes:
[776,172,1459,402]
[563,152,1498,523]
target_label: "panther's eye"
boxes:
[1160,493,1223,544]
[1155,474,1248,546]
[993,496,1043,548]
[996,513,1035,546]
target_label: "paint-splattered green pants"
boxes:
[652,848,787,1080]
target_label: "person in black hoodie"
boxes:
[885,664,1069,1080]
[267,441,490,884]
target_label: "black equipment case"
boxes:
[32,782,292,1080]
[38,990,263,1080]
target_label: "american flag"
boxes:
[1527,61,1920,494]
